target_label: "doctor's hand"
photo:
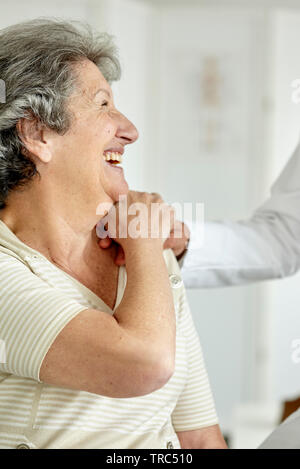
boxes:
[164,219,190,259]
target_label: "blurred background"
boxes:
[1,0,300,448]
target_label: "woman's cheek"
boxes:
[99,116,117,141]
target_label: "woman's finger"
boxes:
[115,245,126,266]
[98,237,113,249]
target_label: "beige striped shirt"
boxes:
[0,219,218,449]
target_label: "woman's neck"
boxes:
[0,191,104,272]
[1,190,120,309]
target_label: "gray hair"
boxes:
[0,18,121,209]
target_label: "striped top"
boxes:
[0,219,218,449]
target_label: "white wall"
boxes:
[0,0,89,26]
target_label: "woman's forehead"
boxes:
[72,59,112,100]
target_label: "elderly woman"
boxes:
[0,19,226,449]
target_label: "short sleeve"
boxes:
[0,253,86,381]
[171,287,219,432]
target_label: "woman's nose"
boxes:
[115,112,139,145]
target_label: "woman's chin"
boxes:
[101,165,129,201]
[110,181,129,202]
[102,162,129,200]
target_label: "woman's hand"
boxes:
[97,191,189,265]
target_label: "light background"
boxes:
[1,0,300,448]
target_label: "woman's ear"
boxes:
[16,115,52,163]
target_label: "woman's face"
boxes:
[48,59,138,207]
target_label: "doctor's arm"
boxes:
[179,142,300,288]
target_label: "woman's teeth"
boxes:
[103,152,123,164]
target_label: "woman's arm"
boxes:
[177,426,227,449]
[39,241,175,398]
[40,193,176,398]
[0,192,176,398]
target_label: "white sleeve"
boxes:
[182,142,300,288]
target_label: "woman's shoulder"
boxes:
[0,246,29,267]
